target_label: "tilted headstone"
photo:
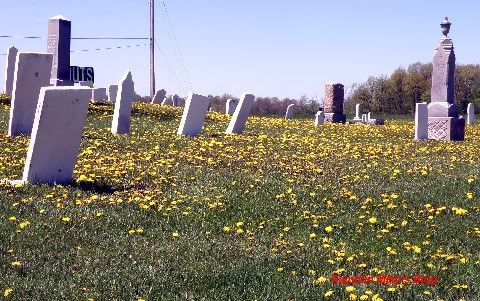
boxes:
[226,99,237,115]
[414,102,428,140]
[352,103,362,122]
[4,46,18,95]
[92,88,107,103]
[467,103,474,125]
[17,87,91,184]
[151,89,166,104]
[172,94,180,107]
[177,93,209,136]
[314,111,325,126]
[108,85,118,103]
[226,93,255,134]
[427,17,465,140]
[47,15,72,86]
[111,71,135,134]
[285,104,295,119]
[324,83,347,123]
[8,53,53,136]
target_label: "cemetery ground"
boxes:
[0,99,479,301]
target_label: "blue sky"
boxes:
[1,0,479,100]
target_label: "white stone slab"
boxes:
[226,99,237,115]
[76,81,93,88]
[177,93,209,136]
[4,46,18,95]
[352,103,362,122]
[19,87,91,184]
[367,112,372,121]
[414,102,428,140]
[108,85,118,103]
[361,114,367,123]
[8,52,53,136]
[92,88,107,102]
[285,104,295,119]
[226,93,255,134]
[467,103,474,125]
[111,71,135,134]
[315,111,324,126]
[151,89,166,104]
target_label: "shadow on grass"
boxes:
[69,180,124,194]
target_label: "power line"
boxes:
[70,43,147,53]
[155,40,188,95]
[0,35,148,40]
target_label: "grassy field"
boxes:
[0,100,479,300]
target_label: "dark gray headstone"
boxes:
[47,15,72,86]
[324,83,346,123]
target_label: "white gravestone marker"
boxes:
[177,93,209,136]
[92,88,107,102]
[226,93,255,134]
[315,111,324,126]
[467,103,474,125]
[18,87,91,184]
[151,89,166,104]
[285,104,295,119]
[361,114,367,123]
[8,52,53,136]
[353,104,361,122]
[111,71,135,134]
[108,85,118,103]
[226,99,237,115]
[4,46,18,95]
[414,102,428,140]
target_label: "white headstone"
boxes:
[467,103,474,125]
[111,71,135,134]
[92,88,107,102]
[226,93,255,134]
[8,52,53,136]
[18,87,91,184]
[353,103,362,122]
[108,85,118,103]
[4,46,18,95]
[177,93,209,136]
[151,89,166,104]
[226,99,237,115]
[361,114,367,123]
[76,81,93,88]
[315,111,324,126]
[367,112,371,120]
[414,102,428,140]
[285,104,295,119]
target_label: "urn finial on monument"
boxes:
[441,17,451,37]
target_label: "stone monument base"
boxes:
[324,113,346,124]
[428,116,465,141]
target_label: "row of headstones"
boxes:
[414,102,475,140]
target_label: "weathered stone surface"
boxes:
[172,94,180,106]
[467,103,474,125]
[108,85,118,103]
[20,87,91,184]
[177,93,209,136]
[92,88,107,102]
[427,17,464,140]
[76,81,93,88]
[8,53,53,136]
[414,102,428,140]
[111,71,135,134]
[226,99,237,115]
[314,111,324,126]
[324,83,346,123]
[285,104,295,119]
[151,89,166,104]
[226,93,255,134]
[4,46,18,95]
[47,15,72,86]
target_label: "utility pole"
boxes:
[149,0,155,98]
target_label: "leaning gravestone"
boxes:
[428,17,465,140]
[285,104,295,119]
[151,89,166,104]
[111,71,135,134]
[226,99,237,115]
[15,87,91,184]
[352,103,362,123]
[4,46,18,95]
[8,53,53,136]
[467,103,474,125]
[324,83,347,123]
[177,93,209,136]
[108,85,118,103]
[92,88,107,103]
[47,15,72,86]
[315,111,325,126]
[414,102,428,140]
[226,93,255,134]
